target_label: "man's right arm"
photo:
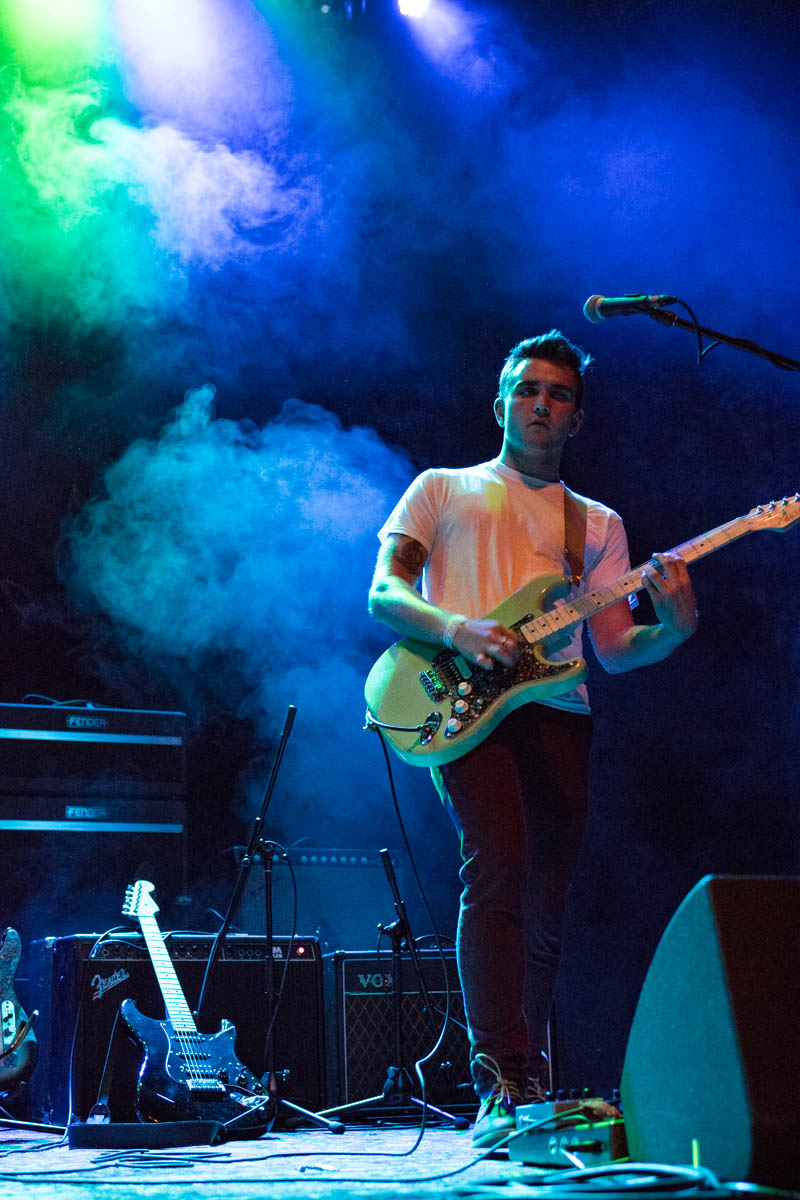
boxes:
[368,534,519,670]
[368,534,453,642]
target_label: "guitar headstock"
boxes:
[747,493,800,531]
[123,879,159,919]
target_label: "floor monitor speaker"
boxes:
[621,875,800,1187]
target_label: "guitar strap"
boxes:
[563,485,588,587]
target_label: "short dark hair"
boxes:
[498,330,593,408]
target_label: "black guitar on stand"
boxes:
[120,880,275,1138]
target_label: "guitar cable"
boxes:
[365,711,433,734]
[372,727,461,1132]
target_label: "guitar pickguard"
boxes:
[420,621,577,744]
[365,574,587,766]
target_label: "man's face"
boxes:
[494,357,583,458]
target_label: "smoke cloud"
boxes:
[62,385,415,832]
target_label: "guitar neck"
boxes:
[526,512,753,641]
[137,915,197,1032]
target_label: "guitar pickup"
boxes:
[186,1078,227,1097]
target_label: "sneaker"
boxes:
[471,1054,525,1149]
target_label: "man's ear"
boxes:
[569,407,585,437]
[494,396,505,427]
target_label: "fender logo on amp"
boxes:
[91,969,131,1001]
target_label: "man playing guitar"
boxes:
[368,331,698,1147]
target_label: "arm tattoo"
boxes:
[390,537,427,579]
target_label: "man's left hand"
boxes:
[641,552,699,643]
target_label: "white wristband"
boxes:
[442,614,467,650]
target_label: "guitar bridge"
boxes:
[419,669,447,700]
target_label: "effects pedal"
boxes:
[509,1096,627,1167]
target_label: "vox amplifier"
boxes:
[324,949,472,1110]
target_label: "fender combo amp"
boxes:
[28,933,326,1124]
[621,875,800,1187]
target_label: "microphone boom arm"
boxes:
[646,307,800,371]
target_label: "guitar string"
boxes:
[128,891,216,1100]
[142,918,207,1088]
[142,917,268,1123]
[523,510,756,645]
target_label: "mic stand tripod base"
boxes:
[263,1072,345,1135]
[316,1069,469,1129]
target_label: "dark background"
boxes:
[1,0,798,1093]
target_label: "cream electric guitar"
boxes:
[365,495,800,767]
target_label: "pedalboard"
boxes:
[509,1098,627,1166]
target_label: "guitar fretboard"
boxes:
[137,914,197,1032]
[521,511,754,643]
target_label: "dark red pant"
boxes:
[432,703,592,1098]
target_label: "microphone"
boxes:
[583,293,678,323]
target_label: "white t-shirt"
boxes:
[377,457,631,713]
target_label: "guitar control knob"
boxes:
[444,717,462,736]
[454,699,469,715]
[457,682,472,697]
[218,1068,229,1083]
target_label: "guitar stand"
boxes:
[316,849,469,1130]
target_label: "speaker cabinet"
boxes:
[29,934,325,1124]
[240,848,389,952]
[621,875,800,1186]
[324,949,472,1109]
[1,825,187,943]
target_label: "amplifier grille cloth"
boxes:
[342,989,470,1105]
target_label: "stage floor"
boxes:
[0,1119,545,1200]
[0,1111,775,1200]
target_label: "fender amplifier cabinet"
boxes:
[324,949,473,1110]
[0,702,187,799]
[0,703,188,940]
[28,933,325,1124]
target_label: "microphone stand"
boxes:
[317,848,469,1129]
[647,307,800,371]
[196,705,344,1134]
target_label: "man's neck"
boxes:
[497,445,561,482]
